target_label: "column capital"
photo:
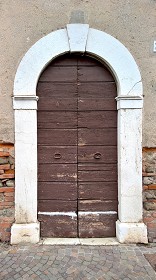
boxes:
[13,95,39,110]
[116,95,143,109]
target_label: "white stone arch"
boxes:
[11,24,147,244]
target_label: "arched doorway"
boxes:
[37,54,118,238]
[11,24,147,244]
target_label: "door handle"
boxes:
[94,152,101,159]
[54,153,62,159]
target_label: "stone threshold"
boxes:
[39,237,119,246]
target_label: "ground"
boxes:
[0,243,156,280]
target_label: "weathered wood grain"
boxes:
[38,164,77,182]
[78,98,116,111]
[38,214,77,237]
[78,111,117,128]
[78,200,118,211]
[78,56,106,66]
[78,67,114,82]
[38,182,77,200]
[78,182,117,200]
[39,66,77,82]
[78,163,117,171]
[38,97,77,111]
[49,56,78,66]
[78,213,117,237]
[38,129,77,145]
[78,146,117,163]
[38,112,77,128]
[78,83,117,98]
[37,83,77,98]
[78,169,117,181]
[38,146,77,163]
[78,128,117,146]
[38,200,77,212]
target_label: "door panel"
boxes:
[78,128,117,146]
[78,111,117,128]
[38,200,77,212]
[38,164,77,182]
[78,146,117,163]
[38,182,77,200]
[39,66,77,82]
[78,200,118,212]
[78,98,116,111]
[37,54,117,238]
[38,112,77,129]
[78,213,117,238]
[78,66,114,82]
[38,146,77,164]
[78,182,118,200]
[38,129,77,146]
[39,214,77,237]
[38,97,77,111]
[78,83,117,98]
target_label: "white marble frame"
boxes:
[11,24,148,244]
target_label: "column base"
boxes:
[116,220,148,244]
[11,222,40,244]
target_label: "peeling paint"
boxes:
[79,211,117,215]
[38,211,77,218]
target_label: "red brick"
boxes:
[4,196,14,202]
[148,185,156,190]
[142,172,156,177]
[0,187,14,193]
[0,201,14,207]
[0,222,12,228]
[0,233,10,242]
[0,151,10,156]
[152,212,156,218]
[4,192,14,197]
[144,217,154,223]
[147,199,156,203]
[143,185,149,190]
[0,143,14,149]
[147,223,156,228]
[0,205,14,209]
[5,169,14,175]
[0,174,15,179]
[1,217,14,223]
[0,164,10,170]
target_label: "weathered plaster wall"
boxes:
[0,0,156,146]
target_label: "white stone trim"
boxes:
[14,110,37,224]
[11,222,40,244]
[41,238,119,246]
[13,96,39,110]
[116,96,143,109]
[67,24,89,52]
[116,221,148,244]
[11,24,147,244]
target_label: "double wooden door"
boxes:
[37,54,118,238]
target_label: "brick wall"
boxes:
[0,144,15,242]
[143,148,156,243]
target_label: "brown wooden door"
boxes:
[37,54,118,238]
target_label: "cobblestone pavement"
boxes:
[0,243,156,280]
